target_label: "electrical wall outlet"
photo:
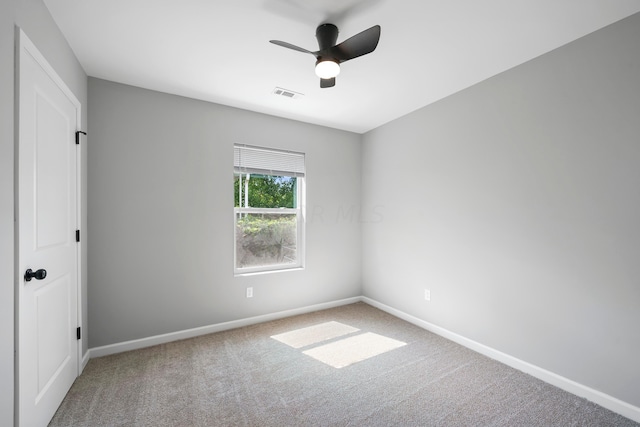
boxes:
[246,287,253,298]
[424,289,431,301]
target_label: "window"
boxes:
[234,144,305,274]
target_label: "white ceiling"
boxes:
[44,0,640,134]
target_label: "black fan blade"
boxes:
[270,40,317,57]
[320,77,336,88]
[330,25,381,62]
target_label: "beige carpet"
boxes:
[50,302,638,426]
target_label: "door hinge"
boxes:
[76,229,80,242]
[75,130,86,145]
[76,327,81,340]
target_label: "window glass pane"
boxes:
[235,212,298,268]
[234,173,297,209]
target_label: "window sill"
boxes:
[234,266,304,278]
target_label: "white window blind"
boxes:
[234,144,305,177]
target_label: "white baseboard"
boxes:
[81,351,90,372]
[361,296,640,424]
[89,296,361,359]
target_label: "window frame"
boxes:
[233,145,305,276]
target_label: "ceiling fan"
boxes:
[270,23,381,88]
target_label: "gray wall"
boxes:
[0,3,16,424]
[0,0,88,424]
[362,13,640,407]
[87,78,362,348]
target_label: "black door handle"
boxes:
[24,268,47,282]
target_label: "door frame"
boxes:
[15,26,84,422]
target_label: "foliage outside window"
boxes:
[234,144,305,274]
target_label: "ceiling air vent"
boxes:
[273,87,303,99]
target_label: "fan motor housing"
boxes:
[316,23,339,51]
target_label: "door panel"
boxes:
[17,29,80,427]
[35,275,72,401]
[35,91,71,249]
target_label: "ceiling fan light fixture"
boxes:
[315,59,340,79]
[271,24,380,88]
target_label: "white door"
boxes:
[17,29,81,427]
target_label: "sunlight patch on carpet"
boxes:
[271,321,359,349]
[302,332,406,368]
